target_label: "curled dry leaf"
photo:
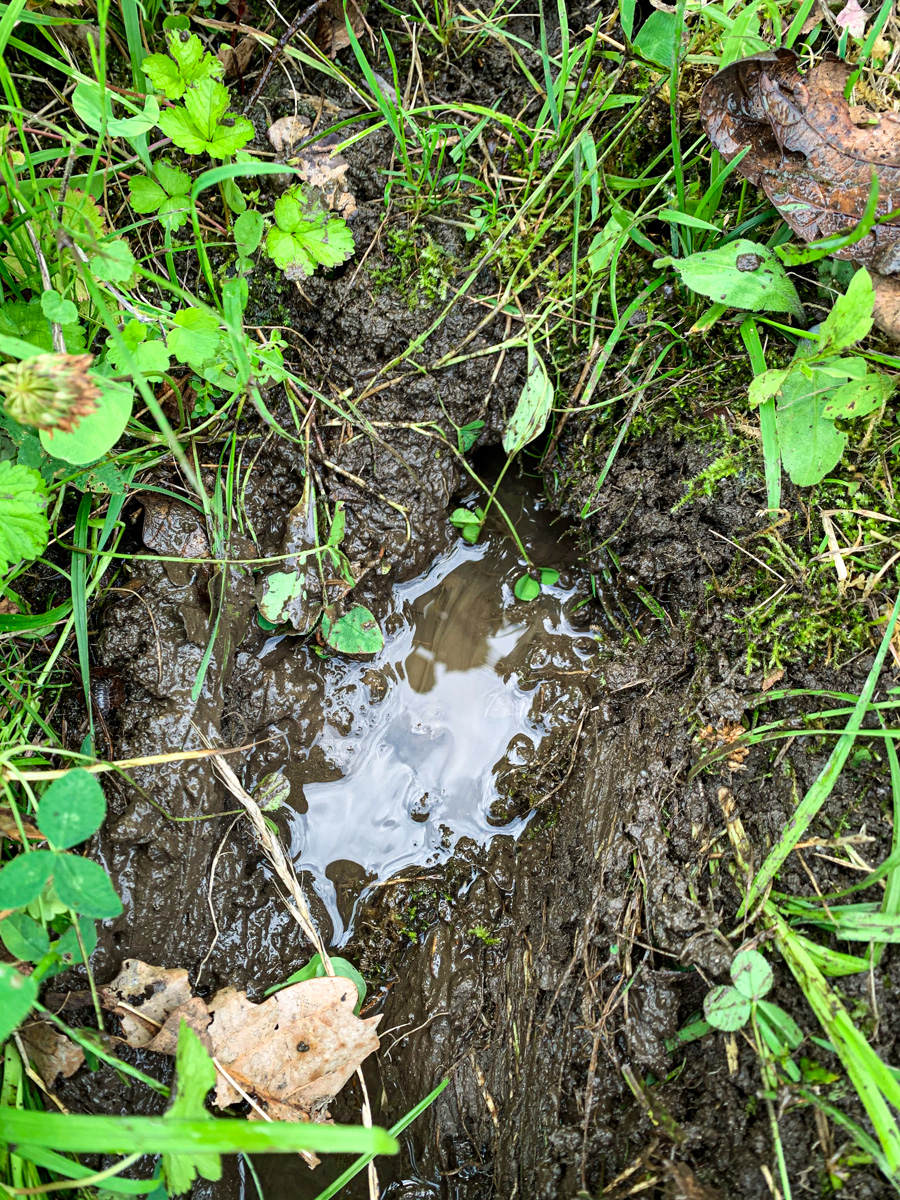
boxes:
[20,1021,85,1083]
[700,48,900,335]
[218,35,257,78]
[314,0,367,58]
[105,960,380,1123]
[266,116,357,218]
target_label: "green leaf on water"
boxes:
[163,1022,222,1196]
[0,460,49,574]
[655,239,804,319]
[36,769,106,850]
[0,963,37,1043]
[514,574,541,602]
[0,911,50,962]
[817,266,875,355]
[52,853,123,919]
[703,983,751,1032]
[0,850,56,910]
[322,605,384,656]
[539,568,560,587]
[730,948,773,1001]
[502,339,554,455]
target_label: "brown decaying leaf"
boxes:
[266,117,357,218]
[0,809,43,842]
[700,48,900,336]
[314,0,367,58]
[20,1021,85,1083]
[218,35,257,78]
[105,960,380,1122]
[139,495,211,559]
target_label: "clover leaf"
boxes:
[158,77,254,159]
[264,185,355,277]
[144,30,223,101]
[129,162,192,231]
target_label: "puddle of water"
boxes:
[264,480,593,944]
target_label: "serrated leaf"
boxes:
[163,1023,222,1196]
[0,460,49,573]
[265,226,313,273]
[52,853,122,918]
[818,267,875,354]
[0,851,56,910]
[128,176,168,214]
[322,605,384,656]
[36,769,106,850]
[502,340,554,455]
[41,376,133,465]
[168,30,223,88]
[143,52,185,100]
[184,78,229,140]
[0,912,50,962]
[703,983,751,1031]
[655,239,804,318]
[158,106,209,155]
[204,115,255,160]
[0,964,37,1043]
[274,192,303,231]
[822,373,895,420]
[155,161,191,197]
[134,341,171,375]
[730,949,773,1001]
[265,186,355,275]
[166,308,221,370]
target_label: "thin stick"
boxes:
[242,0,331,113]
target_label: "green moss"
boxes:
[370,228,454,307]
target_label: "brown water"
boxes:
[259,480,593,944]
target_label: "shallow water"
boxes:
[264,482,591,943]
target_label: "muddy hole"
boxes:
[255,472,593,945]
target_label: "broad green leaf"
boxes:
[322,605,384,656]
[40,290,78,326]
[155,161,191,197]
[817,266,875,354]
[52,853,123,918]
[748,367,789,408]
[539,567,560,587]
[72,81,159,137]
[655,239,804,318]
[633,10,676,67]
[266,226,312,273]
[142,53,183,99]
[0,460,49,573]
[822,373,895,420]
[258,568,313,628]
[730,949,773,1001]
[0,850,56,910]
[36,769,106,849]
[167,308,221,370]
[703,983,751,1031]
[0,1110,398,1157]
[184,78,231,141]
[164,1023,221,1196]
[205,114,255,160]
[234,209,264,257]
[158,106,209,156]
[502,340,554,454]
[89,239,136,284]
[774,348,865,486]
[41,376,133,464]
[265,186,355,276]
[51,916,98,970]
[0,963,37,1043]
[0,912,50,962]
[514,574,540,602]
[134,341,171,375]
[449,507,482,528]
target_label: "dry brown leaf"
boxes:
[20,1021,85,1083]
[314,0,367,58]
[218,34,257,78]
[761,667,785,692]
[266,118,357,218]
[103,959,193,1047]
[207,978,380,1117]
[700,48,900,335]
[267,114,312,154]
[0,810,43,842]
[146,996,214,1055]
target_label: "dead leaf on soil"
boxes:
[108,961,380,1122]
[700,48,900,336]
[0,809,43,842]
[835,0,868,38]
[218,34,257,78]
[20,1021,85,1083]
[314,0,367,58]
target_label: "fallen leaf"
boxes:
[314,0,367,58]
[0,810,43,842]
[218,34,257,78]
[266,117,357,218]
[147,996,214,1055]
[700,48,900,334]
[139,495,210,560]
[761,667,785,691]
[103,959,193,1047]
[836,0,868,38]
[20,1021,85,1083]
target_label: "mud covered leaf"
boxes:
[502,342,554,455]
[322,605,383,656]
[163,1023,221,1196]
[207,976,380,1115]
[655,240,803,318]
[36,769,106,850]
[0,963,37,1043]
[703,983,751,1031]
[20,1021,85,1083]
[822,373,895,419]
[0,911,50,962]
[52,853,122,919]
[314,0,367,57]
[730,949,773,1001]
[0,460,48,573]
[699,49,900,299]
[0,850,55,909]
[104,960,193,1047]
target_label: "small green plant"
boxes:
[469,925,501,945]
[144,29,224,99]
[655,239,804,320]
[264,185,355,278]
[158,77,254,159]
[0,460,48,578]
[704,948,804,1080]
[128,161,193,230]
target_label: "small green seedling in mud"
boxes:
[703,948,803,1081]
[128,162,192,231]
[264,185,355,278]
[469,925,501,946]
[514,568,559,602]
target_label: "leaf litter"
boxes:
[104,959,380,1122]
[700,47,900,335]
